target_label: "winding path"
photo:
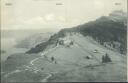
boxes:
[4,70,21,78]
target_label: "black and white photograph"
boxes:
[1,0,127,82]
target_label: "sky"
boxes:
[1,0,127,30]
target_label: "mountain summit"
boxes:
[109,10,127,23]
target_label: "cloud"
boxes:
[93,0,105,10]
[44,13,66,22]
[24,16,46,24]
[44,14,55,21]
[5,15,67,30]
[57,16,66,22]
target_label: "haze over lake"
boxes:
[1,29,57,61]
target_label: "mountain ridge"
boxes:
[26,10,127,55]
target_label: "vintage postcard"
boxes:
[1,0,127,82]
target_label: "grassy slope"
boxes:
[1,34,126,82]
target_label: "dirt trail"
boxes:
[4,70,21,78]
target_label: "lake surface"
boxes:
[1,38,28,61]
[1,29,56,62]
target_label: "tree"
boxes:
[51,57,54,62]
[102,53,112,63]
[102,55,105,63]
[70,41,74,45]
[86,56,90,59]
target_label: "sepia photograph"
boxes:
[1,0,127,82]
